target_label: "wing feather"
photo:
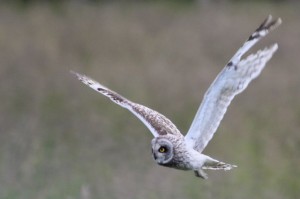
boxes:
[71,71,182,138]
[185,16,281,152]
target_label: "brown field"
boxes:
[0,2,299,199]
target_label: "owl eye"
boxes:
[158,146,167,153]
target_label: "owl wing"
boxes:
[72,71,183,138]
[184,15,282,152]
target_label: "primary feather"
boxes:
[184,15,281,152]
[71,71,182,138]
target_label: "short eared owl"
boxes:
[72,16,281,179]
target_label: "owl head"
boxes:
[151,137,174,165]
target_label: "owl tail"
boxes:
[202,159,237,171]
[194,156,237,179]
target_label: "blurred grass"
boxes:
[0,1,299,199]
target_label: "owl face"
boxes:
[151,137,174,165]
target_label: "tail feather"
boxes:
[202,156,237,171]
[202,161,237,171]
[194,155,237,179]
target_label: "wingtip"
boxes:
[270,43,279,52]
[277,17,283,26]
[70,70,79,77]
[265,14,273,25]
[70,70,85,80]
[258,15,282,32]
[271,17,282,30]
[268,15,282,31]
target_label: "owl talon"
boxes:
[194,170,208,179]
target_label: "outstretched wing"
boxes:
[184,15,282,152]
[72,71,183,138]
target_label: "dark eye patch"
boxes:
[158,146,168,153]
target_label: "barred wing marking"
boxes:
[71,71,182,138]
[185,16,281,152]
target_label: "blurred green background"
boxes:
[0,0,299,199]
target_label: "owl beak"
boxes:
[152,149,157,160]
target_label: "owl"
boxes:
[72,15,281,179]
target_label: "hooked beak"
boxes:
[152,148,157,160]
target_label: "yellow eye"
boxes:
[159,146,167,153]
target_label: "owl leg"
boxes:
[194,169,208,179]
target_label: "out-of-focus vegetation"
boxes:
[3,0,300,9]
[0,1,299,199]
